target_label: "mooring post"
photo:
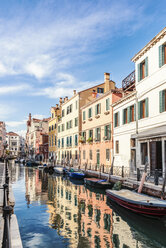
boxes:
[154,169,159,185]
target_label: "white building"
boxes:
[113,27,166,178]
[6,132,22,157]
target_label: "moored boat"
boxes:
[54,167,64,174]
[69,171,85,180]
[84,178,112,189]
[106,189,166,217]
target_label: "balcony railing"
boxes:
[122,70,135,91]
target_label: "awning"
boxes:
[131,125,166,140]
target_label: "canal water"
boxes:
[10,164,166,248]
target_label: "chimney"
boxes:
[59,97,63,106]
[65,96,68,101]
[56,104,59,108]
[73,90,76,95]
[29,113,31,122]
[104,72,115,92]
[92,89,97,98]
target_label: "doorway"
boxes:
[150,141,162,175]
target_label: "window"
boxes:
[95,103,101,115]
[115,141,119,154]
[114,112,120,127]
[83,111,86,121]
[123,105,136,124]
[89,130,93,139]
[95,128,101,142]
[75,100,78,110]
[61,124,64,131]
[130,105,135,122]
[61,138,64,148]
[55,135,57,146]
[104,125,111,140]
[89,150,92,160]
[141,142,148,164]
[55,123,56,129]
[52,113,54,118]
[159,44,166,68]
[159,89,166,113]
[69,120,72,128]
[58,139,60,148]
[137,57,148,82]
[69,136,72,147]
[97,88,104,93]
[75,117,78,127]
[67,104,72,115]
[75,150,78,160]
[106,149,110,161]
[106,98,110,111]
[66,137,69,147]
[88,108,92,118]
[62,109,65,117]
[52,135,54,146]
[49,126,51,132]
[82,131,86,142]
[123,108,128,124]
[52,125,54,130]
[83,150,86,160]
[138,98,148,119]
[58,126,60,133]
[75,135,78,146]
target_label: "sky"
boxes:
[0,0,166,137]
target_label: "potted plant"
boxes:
[87,137,93,144]
[79,136,85,143]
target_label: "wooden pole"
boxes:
[161,172,166,200]
[138,163,148,193]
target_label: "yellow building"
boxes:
[48,105,61,162]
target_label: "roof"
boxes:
[112,91,136,107]
[131,125,166,139]
[7,132,19,136]
[132,27,166,62]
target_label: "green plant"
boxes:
[87,137,93,143]
[79,136,85,143]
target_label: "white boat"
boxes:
[54,167,64,174]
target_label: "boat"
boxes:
[69,171,85,180]
[84,178,112,189]
[26,160,39,167]
[38,163,47,169]
[54,167,64,174]
[106,189,166,217]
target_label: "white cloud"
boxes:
[0,84,31,95]
[16,129,26,138]
[6,120,27,127]
[32,114,46,119]
[0,104,16,119]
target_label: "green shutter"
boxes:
[95,128,97,139]
[83,111,85,121]
[159,45,162,68]
[127,106,130,123]
[122,109,124,125]
[134,104,136,121]
[106,98,110,111]
[137,63,141,82]
[145,57,148,77]
[138,101,141,120]
[104,126,107,137]
[145,98,149,117]
[114,113,116,127]
[159,90,165,113]
[108,124,111,140]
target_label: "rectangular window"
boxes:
[61,138,64,148]
[66,137,69,147]
[82,131,86,142]
[89,150,92,160]
[66,104,72,115]
[55,123,56,129]
[58,126,60,133]
[137,57,148,82]
[141,142,148,164]
[83,150,86,160]
[75,135,78,146]
[49,126,51,132]
[115,141,119,154]
[75,117,78,127]
[69,120,72,128]
[159,89,166,113]
[76,100,78,110]
[159,44,166,68]
[62,109,65,117]
[69,136,72,146]
[123,108,128,124]
[130,105,135,122]
[95,103,101,115]
[88,108,92,118]
[97,88,104,93]
[104,125,111,140]
[95,128,101,142]
[52,135,54,146]
[106,98,110,111]
[114,112,120,127]
[89,129,93,139]
[83,111,86,121]
[52,125,54,130]
[58,139,60,148]
[52,113,54,118]
[55,135,57,146]
[138,98,148,119]
[106,149,110,161]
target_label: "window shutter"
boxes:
[95,128,97,139]
[104,126,107,137]
[145,98,149,117]
[159,45,162,68]
[145,57,148,77]
[89,130,91,138]
[127,106,130,123]
[108,124,111,140]
[138,101,141,120]
[114,113,116,127]
[95,105,97,115]
[83,111,85,121]
[159,90,165,113]
[122,109,125,125]
[134,104,136,121]
[137,63,141,82]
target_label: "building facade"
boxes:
[0,121,6,158]
[80,86,122,172]
[113,27,166,178]
[6,132,22,157]
[56,73,116,165]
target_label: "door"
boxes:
[150,141,162,176]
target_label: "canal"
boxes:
[10,164,166,248]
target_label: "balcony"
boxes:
[122,70,135,92]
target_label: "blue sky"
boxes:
[0,0,166,137]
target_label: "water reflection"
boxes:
[10,164,166,248]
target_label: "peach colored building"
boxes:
[79,77,122,172]
[78,186,113,247]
